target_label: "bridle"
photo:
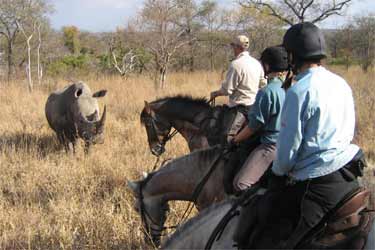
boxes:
[143,112,178,158]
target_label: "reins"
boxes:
[175,146,229,226]
[205,183,261,250]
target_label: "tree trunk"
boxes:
[189,41,194,72]
[210,39,214,71]
[26,35,33,92]
[159,66,167,89]
[7,39,13,81]
[37,24,43,85]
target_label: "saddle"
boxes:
[204,105,247,146]
[298,187,375,249]
[225,187,374,250]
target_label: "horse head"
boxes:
[128,175,169,247]
[140,101,172,156]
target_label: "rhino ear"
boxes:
[74,88,83,98]
[93,90,107,98]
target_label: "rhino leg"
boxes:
[84,141,91,155]
[57,132,69,152]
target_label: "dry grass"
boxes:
[0,67,373,249]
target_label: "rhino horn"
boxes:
[95,105,106,131]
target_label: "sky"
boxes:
[50,0,375,32]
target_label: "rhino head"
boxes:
[70,82,107,148]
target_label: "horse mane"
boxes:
[157,145,222,174]
[162,199,234,247]
[153,95,210,108]
[141,95,211,125]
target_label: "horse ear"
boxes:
[144,101,152,114]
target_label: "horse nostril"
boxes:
[151,148,160,156]
[151,144,164,156]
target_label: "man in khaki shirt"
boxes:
[209,35,264,143]
[210,35,265,109]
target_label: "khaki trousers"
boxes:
[233,143,276,191]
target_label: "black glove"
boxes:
[225,138,238,152]
[267,171,287,191]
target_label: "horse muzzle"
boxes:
[151,144,165,156]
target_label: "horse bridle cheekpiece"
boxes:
[144,111,178,156]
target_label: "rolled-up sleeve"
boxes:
[221,63,240,95]
[247,90,270,131]
[272,90,303,176]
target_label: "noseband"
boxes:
[144,113,178,155]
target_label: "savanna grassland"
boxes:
[0,67,374,250]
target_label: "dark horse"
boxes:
[140,95,244,156]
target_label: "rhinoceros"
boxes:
[45,82,107,153]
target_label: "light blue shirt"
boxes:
[272,66,359,180]
[248,77,285,144]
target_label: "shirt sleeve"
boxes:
[272,90,303,176]
[259,68,267,88]
[220,63,240,95]
[247,89,271,131]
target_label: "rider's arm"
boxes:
[272,90,303,176]
[233,89,269,143]
[219,63,240,96]
[233,126,254,143]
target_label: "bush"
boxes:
[46,55,91,77]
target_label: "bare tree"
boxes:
[229,6,283,57]
[0,0,20,80]
[0,0,51,82]
[36,22,43,84]
[199,0,229,71]
[138,0,194,88]
[354,15,375,72]
[109,39,138,77]
[17,19,36,92]
[239,0,352,25]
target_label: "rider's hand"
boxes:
[226,137,238,152]
[210,91,219,100]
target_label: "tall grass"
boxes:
[0,67,373,249]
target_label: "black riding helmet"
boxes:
[260,46,289,73]
[283,22,327,61]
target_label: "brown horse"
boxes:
[140,95,242,156]
[128,145,229,246]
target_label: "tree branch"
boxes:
[240,0,294,25]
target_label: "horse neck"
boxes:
[142,146,225,206]
[152,100,211,127]
[172,120,210,152]
[161,200,236,249]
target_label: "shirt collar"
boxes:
[268,77,283,85]
[295,66,322,81]
[236,51,249,59]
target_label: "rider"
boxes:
[210,35,265,143]
[236,22,364,249]
[210,35,264,111]
[231,46,288,192]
